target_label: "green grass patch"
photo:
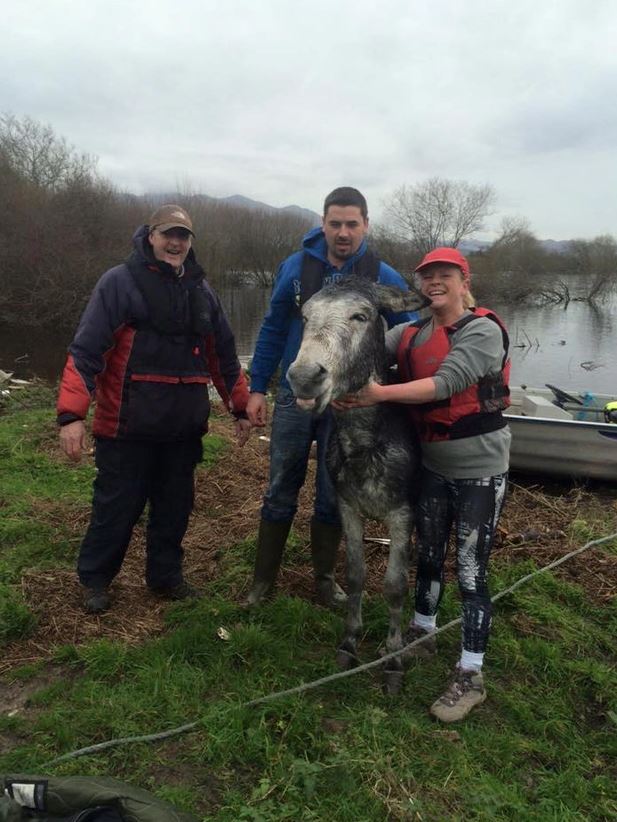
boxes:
[3,571,615,820]
[0,409,95,579]
[1,404,616,820]
[0,582,37,643]
[0,405,230,643]
[200,432,228,468]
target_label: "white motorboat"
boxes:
[505,384,617,482]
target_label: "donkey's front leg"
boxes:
[335,501,365,670]
[382,506,413,694]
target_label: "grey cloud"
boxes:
[2,0,617,238]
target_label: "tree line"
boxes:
[1,113,615,328]
[0,114,316,326]
[372,184,617,309]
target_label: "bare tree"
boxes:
[471,217,546,305]
[382,177,495,255]
[369,224,417,279]
[490,217,546,275]
[474,221,617,308]
[0,112,96,190]
[566,235,617,305]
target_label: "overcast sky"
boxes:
[3,0,616,240]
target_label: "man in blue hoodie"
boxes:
[244,187,419,608]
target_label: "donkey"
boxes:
[287,277,427,693]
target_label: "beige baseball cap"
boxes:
[148,204,195,236]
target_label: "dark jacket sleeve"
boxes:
[56,265,132,425]
[247,257,297,394]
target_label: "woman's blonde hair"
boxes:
[458,265,476,308]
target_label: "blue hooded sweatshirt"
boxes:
[249,227,419,394]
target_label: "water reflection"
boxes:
[1,285,615,395]
[216,285,271,362]
[492,296,616,393]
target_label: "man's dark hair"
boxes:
[323,187,368,219]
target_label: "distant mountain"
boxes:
[145,191,321,226]
[280,204,322,226]
[209,194,321,226]
[149,191,577,251]
[539,239,572,254]
[459,239,491,254]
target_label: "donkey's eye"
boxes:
[351,313,368,322]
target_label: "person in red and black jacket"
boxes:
[57,204,251,614]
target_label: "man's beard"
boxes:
[331,243,353,261]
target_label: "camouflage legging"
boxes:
[414,468,508,653]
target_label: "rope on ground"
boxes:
[42,530,617,768]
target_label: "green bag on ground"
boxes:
[1,774,198,821]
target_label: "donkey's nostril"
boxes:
[287,361,327,389]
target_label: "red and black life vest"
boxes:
[396,308,511,442]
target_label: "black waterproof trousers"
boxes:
[77,437,202,590]
[414,468,508,654]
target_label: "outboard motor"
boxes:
[604,400,617,424]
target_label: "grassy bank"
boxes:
[1,395,616,821]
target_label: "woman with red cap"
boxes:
[338,246,510,721]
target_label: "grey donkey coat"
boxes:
[287,277,427,692]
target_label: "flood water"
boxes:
[1,285,615,398]
[491,295,616,396]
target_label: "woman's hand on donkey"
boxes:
[331,380,383,410]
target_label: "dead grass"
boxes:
[1,406,615,679]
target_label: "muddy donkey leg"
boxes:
[336,501,365,670]
[382,506,413,694]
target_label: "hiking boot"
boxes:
[151,581,203,601]
[430,668,486,722]
[402,623,437,660]
[83,586,111,614]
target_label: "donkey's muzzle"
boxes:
[287,361,328,399]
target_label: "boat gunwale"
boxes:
[504,413,617,434]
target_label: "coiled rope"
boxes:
[42,531,617,767]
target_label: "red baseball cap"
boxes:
[415,247,471,279]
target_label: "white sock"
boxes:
[413,611,437,631]
[459,649,484,672]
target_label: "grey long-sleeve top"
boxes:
[385,313,511,479]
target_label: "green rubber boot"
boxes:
[310,518,348,609]
[243,518,293,607]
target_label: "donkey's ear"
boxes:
[375,284,429,314]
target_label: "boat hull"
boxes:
[505,413,617,481]
[505,385,617,481]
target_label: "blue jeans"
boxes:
[261,386,340,525]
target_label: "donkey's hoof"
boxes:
[336,648,358,670]
[383,669,404,696]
